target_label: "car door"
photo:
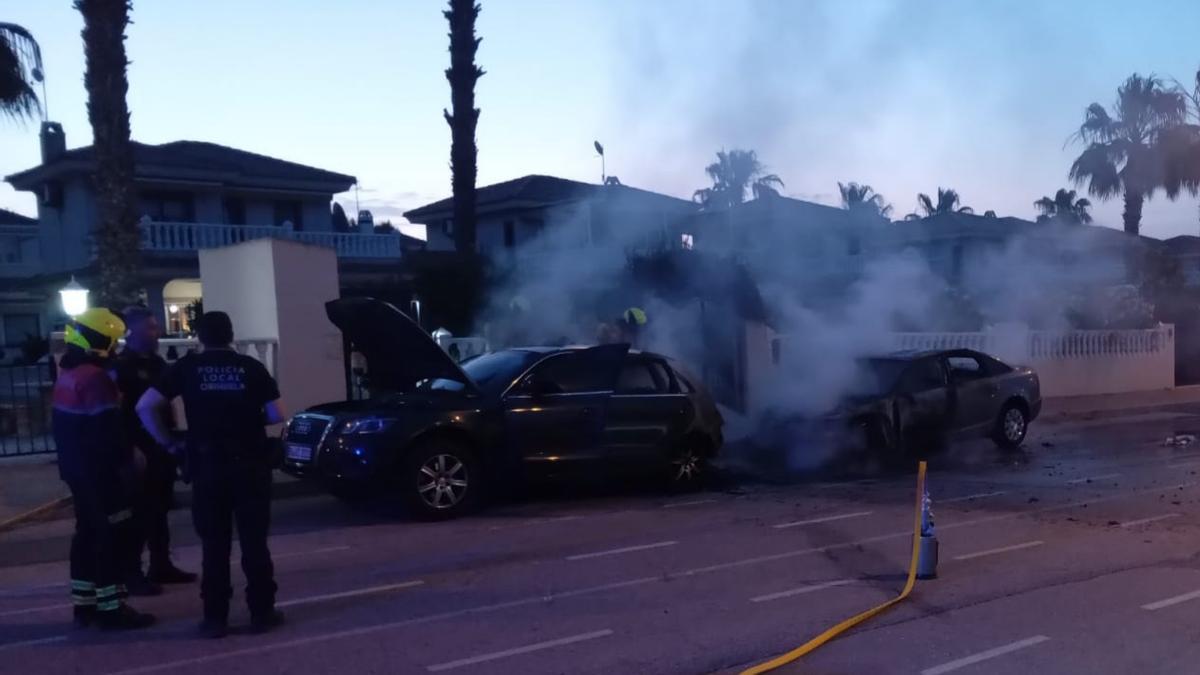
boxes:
[946,352,1000,434]
[503,345,627,466]
[894,357,952,447]
[600,356,691,463]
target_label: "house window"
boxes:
[847,236,861,256]
[273,200,303,229]
[951,244,964,282]
[681,233,695,250]
[3,313,40,348]
[223,197,247,225]
[503,220,515,248]
[140,191,195,222]
[442,219,454,237]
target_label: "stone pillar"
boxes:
[198,238,345,417]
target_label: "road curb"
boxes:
[0,496,73,534]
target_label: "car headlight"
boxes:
[339,417,395,434]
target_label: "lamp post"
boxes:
[59,276,89,318]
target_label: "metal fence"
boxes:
[0,362,55,456]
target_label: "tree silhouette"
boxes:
[1070,73,1186,235]
[76,0,141,306]
[838,182,893,218]
[905,188,973,219]
[693,149,784,209]
[444,0,484,253]
[1034,188,1093,224]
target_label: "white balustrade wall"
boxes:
[768,325,1176,400]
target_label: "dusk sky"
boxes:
[2,0,1199,240]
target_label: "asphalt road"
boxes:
[4,408,1200,675]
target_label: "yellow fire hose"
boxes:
[739,461,928,675]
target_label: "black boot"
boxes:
[96,605,156,631]
[148,562,197,585]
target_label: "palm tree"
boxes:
[76,0,141,307]
[1034,188,1093,224]
[905,188,973,219]
[1164,67,1200,227]
[838,182,893,218]
[0,23,42,121]
[444,0,484,253]
[693,149,784,209]
[1069,74,1187,235]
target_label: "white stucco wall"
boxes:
[198,238,345,417]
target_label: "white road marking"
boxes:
[1168,459,1200,469]
[566,541,677,561]
[953,540,1044,561]
[102,482,1199,675]
[1142,589,1200,611]
[274,545,351,560]
[1067,473,1121,485]
[425,629,614,672]
[942,491,1006,504]
[751,580,855,603]
[277,580,424,608]
[1120,513,1181,528]
[0,635,68,652]
[921,636,1050,675]
[773,511,872,529]
[663,499,717,508]
[0,602,68,618]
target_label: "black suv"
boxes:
[282,298,724,519]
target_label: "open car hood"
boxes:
[325,297,478,394]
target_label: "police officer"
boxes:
[53,308,156,630]
[137,312,285,639]
[113,306,196,595]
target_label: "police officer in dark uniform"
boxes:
[137,312,285,639]
[113,306,195,595]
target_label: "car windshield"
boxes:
[417,350,540,396]
[850,358,911,397]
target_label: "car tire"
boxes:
[993,402,1029,451]
[400,439,483,520]
[666,437,710,492]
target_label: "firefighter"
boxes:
[53,307,156,630]
[113,306,196,595]
[137,312,286,639]
[619,306,648,347]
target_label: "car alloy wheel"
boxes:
[1003,407,1026,443]
[417,453,469,510]
[670,442,706,486]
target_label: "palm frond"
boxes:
[916,193,934,216]
[1070,143,1122,198]
[0,23,43,121]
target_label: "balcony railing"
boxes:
[140,221,403,259]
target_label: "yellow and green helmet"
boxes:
[64,308,126,356]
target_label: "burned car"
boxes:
[281,298,724,519]
[830,349,1042,459]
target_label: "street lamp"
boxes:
[59,276,89,318]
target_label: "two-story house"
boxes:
[403,174,697,259]
[2,122,412,343]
